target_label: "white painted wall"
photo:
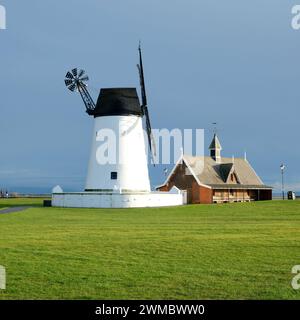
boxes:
[85,115,151,192]
[52,192,185,208]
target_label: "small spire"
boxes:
[244,150,247,162]
[232,155,235,163]
[208,133,222,150]
[209,133,222,163]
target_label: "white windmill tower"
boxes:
[63,46,155,194]
[52,46,184,208]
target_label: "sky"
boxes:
[0,0,300,193]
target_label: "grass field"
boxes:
[0,198,300,300]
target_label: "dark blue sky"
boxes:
[0,0,299,193]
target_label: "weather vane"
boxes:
[212,122,217,135]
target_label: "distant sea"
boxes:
[272,192,300,199]
[1,186,77,195]
[1,179,166,195]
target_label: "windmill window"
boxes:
[111,172,118,180]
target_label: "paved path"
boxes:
[0,206,31,214]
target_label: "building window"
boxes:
[111,172,118,180]
[230,189,234,196]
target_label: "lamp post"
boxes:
[280,164,286,200]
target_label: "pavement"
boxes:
[0,206,31,214]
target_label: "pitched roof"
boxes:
[209,134,222,150]
[182,155,271,189]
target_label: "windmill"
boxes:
[52,47,185,208]
[63,49,153,193]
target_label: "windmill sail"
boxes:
[137,44,156,162]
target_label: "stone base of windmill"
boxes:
[51,186,186,208]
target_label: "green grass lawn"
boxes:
[0,197,44,209]
[1,199,300,300]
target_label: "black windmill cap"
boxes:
[93,88,143,118]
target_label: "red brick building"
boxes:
[157,134,272,204]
